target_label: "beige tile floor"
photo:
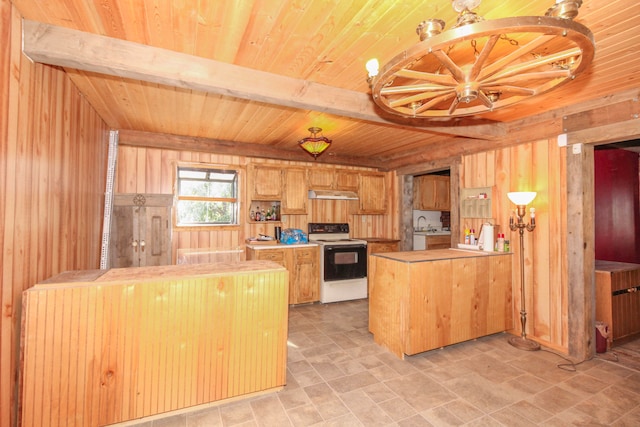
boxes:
[132,299,640,426]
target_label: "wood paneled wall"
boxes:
[115,147,397,262]
[0,4,109,427]
[20,264,288,426]
[460,139,569,350]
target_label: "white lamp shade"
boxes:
[508,191,537,206]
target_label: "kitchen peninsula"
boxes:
[369,249,513,359]
[20,261,289,426]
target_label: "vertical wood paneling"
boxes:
[532,140,551,340]
[370,252,512,358]
[20,265,288,426]
[461,139,569,351]
[115,149,395,261]
[1,6,109,427]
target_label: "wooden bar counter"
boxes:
[20,261,289,427]
[369,249,513,359]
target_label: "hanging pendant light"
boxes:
[365,0,595,118]
[298,127,332,159]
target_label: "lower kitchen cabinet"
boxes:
[426,234,451,249]
[413,234,451,250]
[246,245,320,304]
[369,250,513,359]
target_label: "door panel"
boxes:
[110,206,136,268]
[139,206,171,266]
[109,194,172,268]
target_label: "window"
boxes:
[176,166,239,226]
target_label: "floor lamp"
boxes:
[508,191,540,351]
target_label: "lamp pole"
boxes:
[509,204,540,351]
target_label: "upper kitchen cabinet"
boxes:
[350,172,387,214]
[413,175,450,211]
[281,167,308,214]
[109,193,172,268]
[309,168,359,192]
[248,164,283,200]
[247,164,308,216]
[308,168,359,192]
[335,170,359,192]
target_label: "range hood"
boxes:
[308,189,359,200]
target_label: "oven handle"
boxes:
[325,244,367,251]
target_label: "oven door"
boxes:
[323,244,367,281]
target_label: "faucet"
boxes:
[417,216,427,231]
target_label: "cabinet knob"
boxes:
[132,240,138,252]
[140,240,146,252]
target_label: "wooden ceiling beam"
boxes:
[117,129,388,170]
[22,20,505,141]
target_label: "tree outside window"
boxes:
[176,166,238,226]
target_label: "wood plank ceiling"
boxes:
[12,0,640,168]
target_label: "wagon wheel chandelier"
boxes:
[365,0,595,118]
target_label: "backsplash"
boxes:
[413,210,445,230]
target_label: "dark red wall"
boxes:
[594,148,640,264]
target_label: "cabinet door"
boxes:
[139,206,172,266]
[351,173,387,214]
[110,205,171,268]
[110,206,137,268]
[434,177,450,210]
[335,170,359,191]
[308,169,334,190]
[413,175,435,210]
[292,247,319,304]
[282,168,308,214]
[249,165,283,200]
[426,235,450,250]
[414,175,450,210]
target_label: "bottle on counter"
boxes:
[464,228,470,245]
[497,233,505,252]
[504,239,510,252]
[469,229,476,245]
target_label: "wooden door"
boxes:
[139,205,171,266]
[109,194,172,268]
[110,205,137,268]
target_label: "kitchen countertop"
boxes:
[595,259,640,272]
[359,237,400,243]
[412,231,451,236]
[372,248,511,263]
[246,242,318,249]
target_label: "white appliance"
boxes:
[308,223,368,303]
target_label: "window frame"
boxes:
[174,164,242,230]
